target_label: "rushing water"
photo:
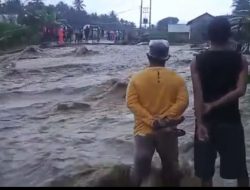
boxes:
[0,45,249,187]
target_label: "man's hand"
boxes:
[196,123,209,142]
[153,117,185,131]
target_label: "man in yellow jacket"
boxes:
[126,40,189,186]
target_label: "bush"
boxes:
[0,23,41,50]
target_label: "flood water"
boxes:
[0,45,249,187]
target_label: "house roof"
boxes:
[168,24,190,33]
[187,13,214,25]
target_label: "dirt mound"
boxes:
[84,79,128,103]
[93,80,128,106]
[59,46,98,57]
[18,46,46,60]
[105,81,128,98]
[74,46,98,56]
[74,46,90,56]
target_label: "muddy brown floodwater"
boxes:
[0,45,249,187]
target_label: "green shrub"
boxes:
[0,23,40,50]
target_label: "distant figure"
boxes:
[84,25,90,42]
[97,27,101,43]
[42,26,47,43]
[110,31,115,41]
[126,40,189,187]
[101,29,105,38]
[79,28,83,43]
[58,27,64,45]
[53,28,58,42]
[107,31,111,41]
[67,27,73,43]
[72,32,76,44]
[191,17,249,187]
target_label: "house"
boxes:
[167,24,190,43]
[187,13,214,43]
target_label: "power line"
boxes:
[116,7,140,15]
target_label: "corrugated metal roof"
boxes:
[168,24,190,33]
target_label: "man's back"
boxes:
[127,67,188,136]
[133,67,185,114]
[196,50,242,122]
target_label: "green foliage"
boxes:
[233,0,250,16]
[0,0,136,49]
[73,0,85,11]
[0,23,39,50]
[1,0,23,14]
[231,0,250,53]
[157,17,179,31]
[1,0,135,30]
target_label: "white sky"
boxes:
[45,0,233,25]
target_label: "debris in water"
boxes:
[18,46,46,60]
[55,102,91,112]
[73,46,98,56]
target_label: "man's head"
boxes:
[208,16,231,45]
[147,40,170,66]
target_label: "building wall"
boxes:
[189,15,214,43]
[168,32,190,43]
[168,24,190,33]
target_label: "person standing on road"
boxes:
[126,40,189,187]
[191,17,249,187]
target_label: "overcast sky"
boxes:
[45,0,233,25]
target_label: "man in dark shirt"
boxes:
[191,17,249,187]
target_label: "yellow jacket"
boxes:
[126,67,189,136]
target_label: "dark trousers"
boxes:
[194,121,249,180]
[132,132,180,186]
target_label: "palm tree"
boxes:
[73,0,85,11]
[230,0,250,54]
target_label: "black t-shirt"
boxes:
[196,50,243,123]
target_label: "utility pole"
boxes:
[140,0,143,29]
[149,0,152,28]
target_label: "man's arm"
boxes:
[191,57,209,141]
[190,58,204,125]
[206,56,248,112]
[160,78,189,119]
[126,79,154,127]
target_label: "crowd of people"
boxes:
[42,24,126,45]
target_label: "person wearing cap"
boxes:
[126,40,189,186]
[191,17,249,187]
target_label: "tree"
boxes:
[0,0,3,12]
[56,1,70,19]
[157,17,179,30]
[2,0,23,14]
[73,0,85,11]
[233,0,250,16]
[231,0,250,53]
